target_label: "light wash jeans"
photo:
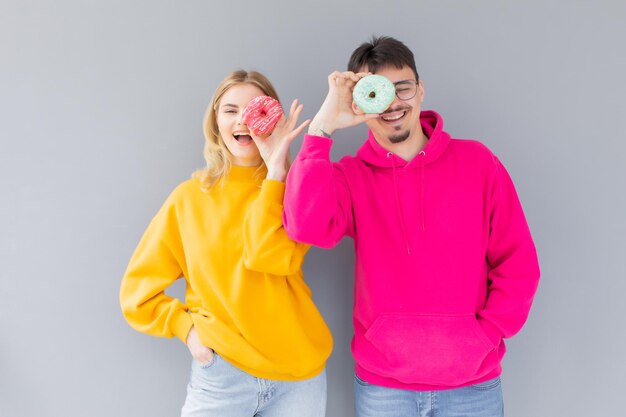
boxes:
[354,374,504,417]
[181,352,327,417]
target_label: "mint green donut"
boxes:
[352,75,395,114]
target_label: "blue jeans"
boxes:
[354,374,504,417]
[181,353,327,417]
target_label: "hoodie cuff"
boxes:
[476,317,503,348]
[171,309,194,344]
[300,134,333,160]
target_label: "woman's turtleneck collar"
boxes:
[226,164,267,183]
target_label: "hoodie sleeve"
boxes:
[242,179,310,275]
[119,189,194,344]
[477,157,541,346]
[283,134,355,248]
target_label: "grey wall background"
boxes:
[2,1,625,416]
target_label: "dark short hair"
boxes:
[348,36,419,81]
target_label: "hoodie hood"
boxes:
[356,110,451,168]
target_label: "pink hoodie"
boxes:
[284,110,540,390]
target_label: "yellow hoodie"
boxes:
[120,165,333,380]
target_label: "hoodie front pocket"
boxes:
[364,314,495,386]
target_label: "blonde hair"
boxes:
[193,70,281,191]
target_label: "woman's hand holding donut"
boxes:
[250,99,310,182]
[308,71,379,137]
[186,326,214,365]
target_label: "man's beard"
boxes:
[389,129,410,144]
[382,105,411,144]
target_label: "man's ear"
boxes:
[418,80,425,104]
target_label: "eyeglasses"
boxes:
[394,80,418,101]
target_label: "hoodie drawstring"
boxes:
[419,150,426,231]
[387,152,411,255]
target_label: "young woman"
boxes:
[120,70,333,417]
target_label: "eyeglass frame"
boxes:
[393,79,419,101]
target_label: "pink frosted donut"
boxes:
[242,95,284,135]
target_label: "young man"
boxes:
[283,36,540,417]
